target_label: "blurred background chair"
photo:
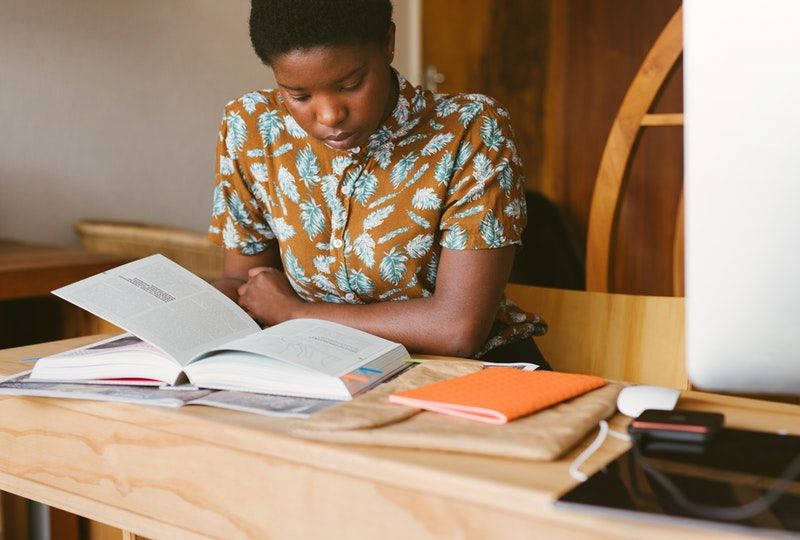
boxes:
[74,219,222,282]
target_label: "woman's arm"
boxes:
[238,246,515,357]
[212,248,282,302]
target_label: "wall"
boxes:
[0,0,419,246]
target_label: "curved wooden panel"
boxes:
[586,6,683,292]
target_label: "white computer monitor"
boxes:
[684,0,800,395]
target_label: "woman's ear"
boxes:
[385,22,396,62]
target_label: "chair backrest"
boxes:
[585,6,684,295]
[74,219,222,282]
[506,283,687,388]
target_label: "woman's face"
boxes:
[271,27,397,151]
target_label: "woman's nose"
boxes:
[316,99,347,127]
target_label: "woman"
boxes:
[208,0,549,366]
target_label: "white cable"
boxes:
[569,420,631,482]
[609,426,631,442]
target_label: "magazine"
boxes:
[0,371,336,418]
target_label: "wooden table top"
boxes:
[0,240,128,300]
[1,336,798,539]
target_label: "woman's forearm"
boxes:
[291,296,492,358]
[236,248,515,358]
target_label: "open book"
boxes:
[32,254,410,401]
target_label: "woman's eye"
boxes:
[341,80,363,92]
[291,94,310,102]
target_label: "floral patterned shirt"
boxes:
[208,72,546,356]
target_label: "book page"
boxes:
[195,319,401,377]
[481,361,539,371]
[31,333,183,384]
[52,254,260,365]
[46,333,166,360]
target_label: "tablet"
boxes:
[555,428,800,537]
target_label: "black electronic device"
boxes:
[556,428,800,536]
[628,409,724,444]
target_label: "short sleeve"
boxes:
[438,105,527,250]
[207,108,276,255]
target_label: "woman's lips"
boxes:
[324,131,358,149]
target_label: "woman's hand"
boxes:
[212,277,246,302]
[237,267,304,326]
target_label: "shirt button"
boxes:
[348,146,361,154]
[345,292,356,302]
[341,185,352,195]
[332,238,344,249]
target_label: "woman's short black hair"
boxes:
[250,0,394,65]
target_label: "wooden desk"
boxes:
[0,240,128,301]
[1,337,798,539]
[0,242,130,538]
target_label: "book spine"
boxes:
[339,348,412,397]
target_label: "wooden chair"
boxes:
[506,284,686,389]
[585,6,684,295]
[74,219,222,282]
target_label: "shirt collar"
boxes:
[366,70,423,152]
